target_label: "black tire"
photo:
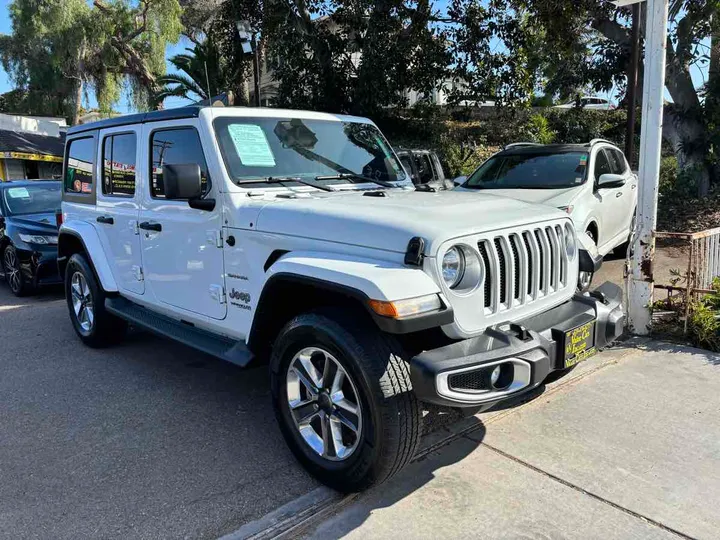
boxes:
[270,309,422,492]
[3,244,33,297]
[65,253,127,347]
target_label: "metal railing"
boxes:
[655,227,720,332]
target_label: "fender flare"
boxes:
[58,221,118,292]
[250,251,452,358]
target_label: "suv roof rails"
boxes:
[588,138,615,147]
[503,142,543,150]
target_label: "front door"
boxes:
[592,148,624,247]
[95,129,144,294]
[139,123,226,320]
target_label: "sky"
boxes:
[0,0,710,115]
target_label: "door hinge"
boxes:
[132,265,144,281]
[207,230,223,248]
[209,284,226,304]
[133,221,140,235]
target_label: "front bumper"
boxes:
[410,281,625,408]
[17,247,61,287]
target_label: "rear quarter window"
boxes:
[64,135,97,203]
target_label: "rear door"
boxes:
[95,128,144,294]
[138,122,226,320]
[607,147,636,233]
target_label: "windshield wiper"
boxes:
[315,173,396,189]
[235,176,336,192]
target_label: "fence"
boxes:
[655,227,720,333]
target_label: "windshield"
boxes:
[464,151,588,190]
[3,184,61,215]
[214,117,407,188]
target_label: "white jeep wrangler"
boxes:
[58,106,624,492]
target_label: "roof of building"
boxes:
[0,130,65,157]
[67,106,202,136]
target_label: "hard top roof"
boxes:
[66,106,373,136]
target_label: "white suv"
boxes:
[455,140,637,257]
[58,106,624,492]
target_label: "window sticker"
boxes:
[7,187,30,198]
[228,124,276,167]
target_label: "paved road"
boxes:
[0,286,319,540]
[0,248,687,539]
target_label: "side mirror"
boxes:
[453,175,467,187]
[162,164,203,200]
[597,173,626,189]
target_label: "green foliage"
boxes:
[659,156,679,198]
[522,113,556,144]
[0,0,182,121]
[688,298,720,352]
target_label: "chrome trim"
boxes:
[435,358,532,405]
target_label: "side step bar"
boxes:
[105,297,253,367]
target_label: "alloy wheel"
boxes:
[71,272,94,333]
[3,248,21,293]
[286,347,363,461]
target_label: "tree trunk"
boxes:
[663,106,711,196]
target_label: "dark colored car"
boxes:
[396,149,453,190]
[0,180,62,296]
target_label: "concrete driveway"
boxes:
[299,341,720,539]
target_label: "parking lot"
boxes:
[0,286,320,539]
[0,246,705,540]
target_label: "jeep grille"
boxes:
[479,225,569,314]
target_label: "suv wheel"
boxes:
[271,310,422,492]
[3,244,32,297]
[65,253,127,347]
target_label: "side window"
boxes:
[416,153,435,184]
[608,149,627,175]
[150,128,210,199]
[399,154,415,180]
[593,150,612,183]
[65,137,95,194]
[102,133,137,197]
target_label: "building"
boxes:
[0,114,66,181]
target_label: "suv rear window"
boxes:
[65,137,95,194]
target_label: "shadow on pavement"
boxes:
[309,414,486,539]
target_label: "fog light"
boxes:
[490,366,502,387]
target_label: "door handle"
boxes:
[96,216,114,225]
[138,221,162,232]
[616,192,623,198]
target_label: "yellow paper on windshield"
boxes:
[228,124,276,167]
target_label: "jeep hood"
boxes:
[253,190,567,256]
[455,185,580,207]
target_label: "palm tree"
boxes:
[153,39,232,106]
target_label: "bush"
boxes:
[521,113,556,144]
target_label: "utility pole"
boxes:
[625,3,641,166]
[252,33,261,107]
[625,0,670,334]
[237,21,262,107]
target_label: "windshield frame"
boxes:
[2,183,62,216]
[462,150,590,190]
[212,116,409,191]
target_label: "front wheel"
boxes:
[65,253,127,347]
[3,244,33,297]
[270,310,422,492]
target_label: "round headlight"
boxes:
[564,223,577,259]
[442,247,465,289]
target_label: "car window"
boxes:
[150,128,210,199]
[607,149,627,175]
[593,150,612,181]
[102,133,137,197]
[416,153,435,184]
[65,137,95,194]
[464,151,589,190]
[399,154,415,180]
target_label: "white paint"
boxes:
[629,0,669,334]
[455,142,637,257]
[0,113,65,137]
[59,219,119,292]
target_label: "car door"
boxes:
[139,122,226,320]
[591,147,623,248]
[607,147,637,234]
[398,152,419,185]
[95,129,144,295]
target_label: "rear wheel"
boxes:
[271,310,422,492]
[65,253,127,347]
[3,244,32,297]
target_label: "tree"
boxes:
[153,39,231,105]
[0,0,182,124]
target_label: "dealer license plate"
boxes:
[564,321,597,368]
